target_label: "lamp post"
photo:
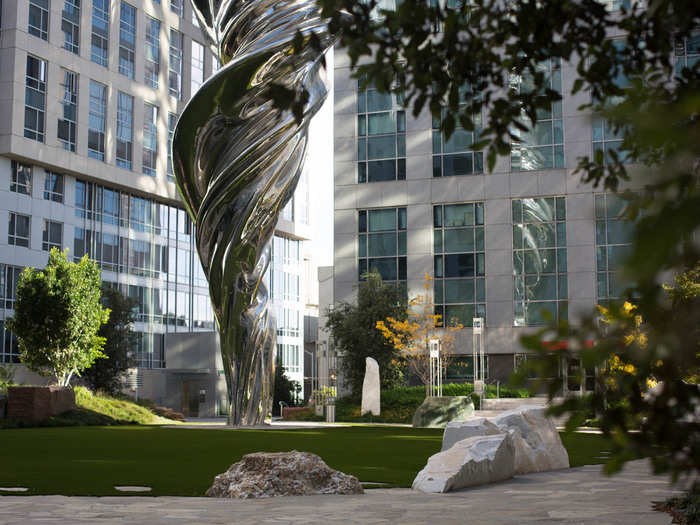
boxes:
[428,339,442,397]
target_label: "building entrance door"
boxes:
[182,381,200,417]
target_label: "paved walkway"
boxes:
[0,460,681,524]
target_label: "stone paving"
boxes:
[0,460,681,524]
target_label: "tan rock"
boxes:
[206,451,364,499]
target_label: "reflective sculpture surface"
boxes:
[173,0,333,425]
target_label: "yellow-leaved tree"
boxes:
[376,274,463,395]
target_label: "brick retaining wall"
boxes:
[6,386,76,421]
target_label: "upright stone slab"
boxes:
[361,357,380,416]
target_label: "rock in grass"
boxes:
[206,451,364,498]
[412,433,515,493]
[412,396,475,428]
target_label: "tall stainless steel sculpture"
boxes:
[173,0,333,425]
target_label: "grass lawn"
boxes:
[0,426,616,496]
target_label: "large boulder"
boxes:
[361,357,380,416]
[412,396,475,428]
[412,433,515,493]
[206,451,364,499]
[442,406,569,474]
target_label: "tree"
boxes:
[325,272,407,396]
[376,274,462,394]
[273,357,301,410]
[7,249,109,386]
[293,0,700,480]
[82,287,137,394]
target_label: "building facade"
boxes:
[329,19,672,388]
[0,1,317,414]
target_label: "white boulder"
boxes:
[412,433,515,493]
[361,357,380,416]
[443,406,569,475]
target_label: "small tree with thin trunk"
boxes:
[376,274,463,395]
[7,249,109,386]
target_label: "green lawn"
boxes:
[0,426,615,496]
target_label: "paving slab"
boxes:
[0,460,680,524]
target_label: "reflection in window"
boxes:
[116,92,133,169]
[8,213,31,248]
[119,2,136,79]
[44,172,64,203]
[510,58,564,171]
[91,0,110,67]
[62,0,81,55]
[42,220,63,251]
[144,17,160,89]
[674,29,700,78]
[595,193,636,304]
[25,55,47,142]
[512,197,568,326]
[357,79,406,183]
[28,0,49,41]
[358,207,407,289]
[58,70,78,152]
[142,103,158,176]
[169,29,183,99]
[11,162,32,196]
[433,202,485,327]
[88,81,107,161]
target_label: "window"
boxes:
[142,103,158,176]
[358,208,407,287]
[433,202,485,326]
[357,80,406,182]
[28,0,49,40]
[25,55,47,142]
[42,220,63,251]
[91,0,109,67]
[674,30,700,77]
[510,58,564,171]
[58,69,78,152]
[133,332,165,369]
[446,355,489,381]
[212,55,221,75]
[513,197,568,326]
[144,16,160,89]
[119,2,136,78]
[75,180,94,219]
[62,0,80,54]
[191,41,204,94]
[8,213,31,248]
[116,92,134,169]
[276,308,300,337]
[595,194,636,303]
[170,0,183,17]
[1,266,25,311]
[167,112,177,180]
[169,29,183,99]
[592,39,632,165]
[88,81,107,161]
[10,161,32,196]
[44,172,64,203]
[278,343,301,374]
[73,227,93,259]
[432,88,483,177]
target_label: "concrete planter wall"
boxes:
[6,386,76,421]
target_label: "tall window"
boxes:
[433,202,485,326]
[144,16,160,89]
[595,194,636,303]
[278,343,301,374]
[8,213,31,248]
[58,69,78,152]
[169,29,183,99]
[62,0,80,54]
[91,0,109,67]
[10,162,32,196]
[513,197,568,326]
[432,91,483,178]
[44,172,64,203]
[170,0,183,17]
[42,220,63,251]
[142,103,158,176]
[1,266,25,311]
[358,208,407,287]
[88,81,107,161]
[357,80,406,182]
[167,112,177,180]
[24,55,47,143]
[116,92,134,169]
[510,58,564,171]
[119,2,136,78]
[191,41,204,94]
[28,0,49,41]
[674,30,700,77]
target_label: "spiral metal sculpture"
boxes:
[173,0,333,425]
